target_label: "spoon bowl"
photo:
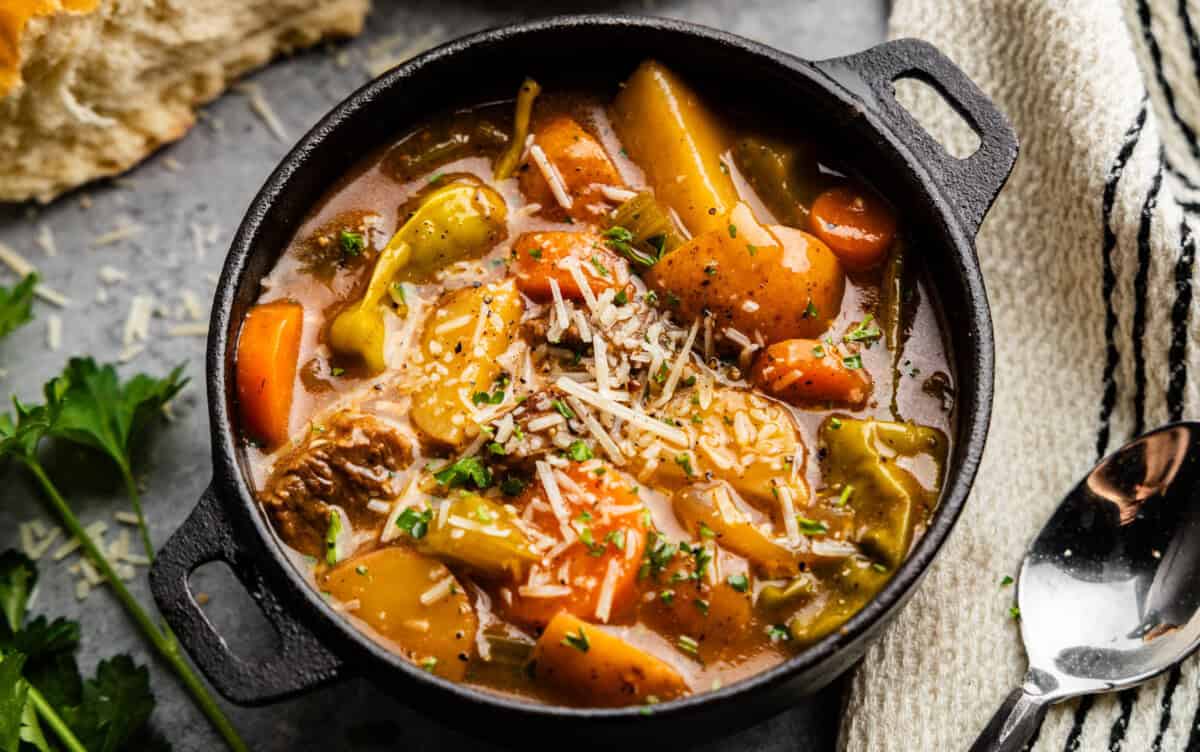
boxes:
[971,421,1200,751]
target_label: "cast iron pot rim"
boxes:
[206,13,994,721]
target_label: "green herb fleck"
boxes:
[843,354,863,370]
[727,573,749,592]
[551,399,575,419]
[339,230,366,256]
[566,440,594,462]
[677,635,700,656]
[324,510,343,565]
[562,626,590,652]
[766,624,791,642]
[796,517,828,536]
[674,453,695,477]
[1000,575,1014,587]
[836,484,854,508]
[433,457,492,489]
[396,506,432,539]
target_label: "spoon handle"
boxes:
[967,687,1053,752]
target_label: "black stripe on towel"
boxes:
[1169,218,1196,421]
[1152,665,1183,751]
[1138,0,1200,159]
[1063,101,1148,752]
[1096,104,1149,460]
[1108,690,1137,750]
[1131,160,1163,437]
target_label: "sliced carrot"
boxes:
[236,301,303,447]
[751,337,873,408]
[518,116,624,222]
[503,464,648,629]
[809,185,897,271]
[511,231,629,304]
[531,612,687,707]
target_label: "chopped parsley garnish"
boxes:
[812,344,825,358]
[605,530,626,551]
[324,510,343,565]
[802,299,818,319]
[746,243,757,257]
[338,230,366,256]
[693,598,710,615]
[529,247,543,260]
[836,484,854,507]
[645,290,659,305]
[704,262,718,276]
[331,366,345,377]
[642,533,679,579]
[829,417,843,430]
[590,254,611,277]
[551,399,575,419]
[356,565,369,576]
[659,589,675,604]
[674,453,695,477]
[395,506,432,539]
[472,504,496,523]
[602,225,660,267]
[665,291,681,307]
[562,626,590,652]
[766,624,791,642]
[682,374,697,387]
[421,656,438,672]
[1000,575,1014,587]
[843,354,863,370]
[433,457,492,489]
[845,314,882,346]
[566,440,594,462]
[698,522,716,540]
[727,223,737,239]
[1009,606,1021,620]
[796,517,828,536]
[727,573,749,592]
[472,389,505,405]
[614,289,629,306]
[500,475,528,497]
[677,635,700,656]
[389,282,407,306]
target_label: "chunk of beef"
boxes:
[261,410,411,557]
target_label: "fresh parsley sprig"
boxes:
[0,361,246,752]
[0,274,36,341]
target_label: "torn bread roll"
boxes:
[0,0,370,204]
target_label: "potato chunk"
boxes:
[321,548,477,680]
[410,280,523,448]
[612,60,738,235]
[645,203,844,346]
[531,612,687,707]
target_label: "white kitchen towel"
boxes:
[840,1,1200,750]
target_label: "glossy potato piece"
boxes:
[672,482,799,578]
[511,231,630,303]
[820,417,948,568]
[653,385,808,512]
[531,612,688,707]
[640,557,753,661]
[645,203,845,345]
[612,60,738,235]
[420,493,540,579]
[410,280,523,447]
[751,338,873,408]
[519,117,624,222]
[321,547,477,680]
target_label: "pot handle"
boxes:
[149,484,343,705]
[815,38,1018,238]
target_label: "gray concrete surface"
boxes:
[0,1,888,749]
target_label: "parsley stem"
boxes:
[28,683,87,752]
[26,460,249,752]
[120,464,155,563]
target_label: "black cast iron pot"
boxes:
[150,14,1017,747]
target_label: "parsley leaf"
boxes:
[433,457,492,489]
[395,507,432,539]
[562,626,590,652]
[338,230,366,256]
[727,573,749,593]
[566,440,594,462]
[0,274,36,341]
[42,358,187,561]
[602,226,660,268]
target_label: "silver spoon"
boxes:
[969,421,1200,752]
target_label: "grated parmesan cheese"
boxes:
[555,377,689,447]
[594,557,621,623]
[122,295,154,346]
[46,314,61,350]
[529,143,573,210]
[167,323,209,337]
[235,83,288,142]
